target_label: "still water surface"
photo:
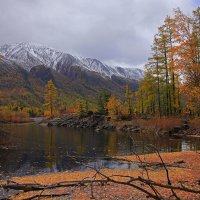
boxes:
[0,124,200,178]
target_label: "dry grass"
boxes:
[115,117,182,131]
[189,118,200,129]
[136,117,182,130]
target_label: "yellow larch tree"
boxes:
[107,96,122,120]
[44,80,57,118]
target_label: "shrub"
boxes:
[0,107,31,123]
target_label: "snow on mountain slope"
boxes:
[0,54,20,68]
[0,42,143,80]
[0,42,64,70]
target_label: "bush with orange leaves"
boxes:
[107,96,122,121]
[65,108,78,114]
[44,110,59,118]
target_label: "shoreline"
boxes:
[46,114,200,138]
[1,114,199,138]
[1,114,200,140]
[2,151,200,199]
[9,151,200,179]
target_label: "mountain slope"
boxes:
[0,58,139,107]
[0,57,44,106]
[30,65,139,97]
[0,42,143,80]
[0,42,143,107]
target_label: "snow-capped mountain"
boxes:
[0,42,143,106]
[0,42,143,80]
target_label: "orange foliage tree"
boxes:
[107,96,122,120]
[135,7,200,117]
[172,8,200,115]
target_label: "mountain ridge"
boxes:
[0,42,143,80]
[0,42,143,107]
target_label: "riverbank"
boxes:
[46,113,200,138]
[2,151,200,199]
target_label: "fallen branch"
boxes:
[18,192,70,200]
[2,147,200,200]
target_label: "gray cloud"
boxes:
[0,0,197,67]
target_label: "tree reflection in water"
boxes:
[46,128,56,171]
[0,124,199,177]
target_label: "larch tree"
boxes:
[173,8,200,116]
[145,35,163,117]
[107,96,122,120]
[135,70,157,116]
[44,80,57,118]
[97,90,111,114]
[125,84,133,116]
[76,98,89,117]
[134,8,200,117]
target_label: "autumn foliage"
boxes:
[1,8,199,121]
[0,106,31,123]
[44,80,57,118]
[135,7,200,117]
[107,96,122,120]
[76,98,88,116]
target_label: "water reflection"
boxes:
[0,124,200,178]
[46,128,56,171]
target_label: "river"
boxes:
[0,123,200,178]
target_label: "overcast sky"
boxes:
[0,0,199,68]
